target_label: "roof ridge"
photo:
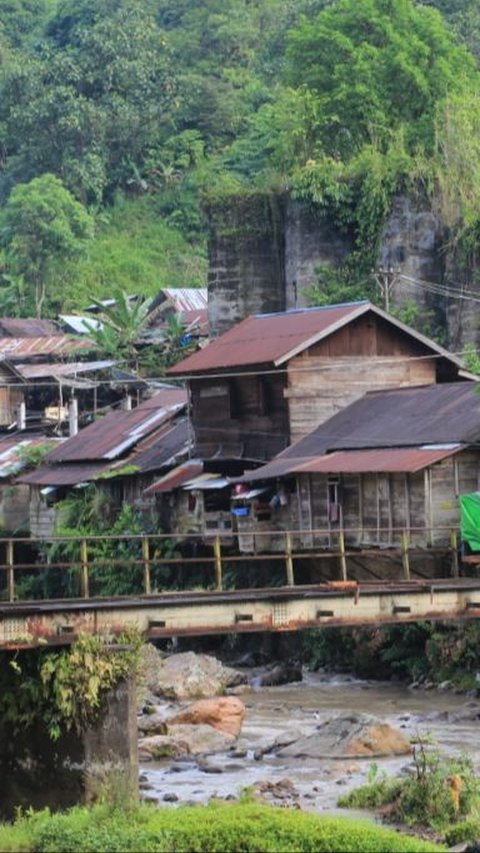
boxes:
[253,300,370,319]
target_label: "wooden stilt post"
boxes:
[285,532,294,586]
[80,538,89,599]
[142,536,151,594]
[401,530,410,580]
[214,536,223,590]
[338,530,347,581]
[450,529,459,578]
[6,539,14,602]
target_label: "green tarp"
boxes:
[460,492,480,552]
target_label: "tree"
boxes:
[84,291,152,365]
[0,0,176,204]
[2,173,93,317]
[285,0,478,159]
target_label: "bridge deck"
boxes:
[2,578,480,649]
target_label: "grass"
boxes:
[0,801,446,852]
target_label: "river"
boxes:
[140,670,480,812]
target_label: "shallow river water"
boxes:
[141,671,480,813]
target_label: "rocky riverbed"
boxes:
[136,648,480,814]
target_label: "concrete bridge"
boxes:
[2,578,480,650]
[1,528,480,815]
[0,528,479,648]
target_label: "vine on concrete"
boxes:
[1,633,142,740]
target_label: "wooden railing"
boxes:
[0,525,467,604]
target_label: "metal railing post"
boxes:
[285,532,294,586]
[401,530,410,580]
[142,536,151,594]
[338,530,347,581]
[214,535,223,590]
[6,539,14,602]
[450,529,459,578]
[80,538,89,599]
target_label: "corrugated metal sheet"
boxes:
[0,435,62,479]
[294,446,462,474]
[181,309,209,335]
[44,388,187,463]
[116,419,189,474]
[281,381,480,460]
[0,336,94,359]
[235,457,312,483]
[0,318,58,337]
[16,360,116,380]
[167,300,465,376]
[18,462,110,486]
[59,315,103,334]
[143,461,204,495]
[168,303,367,374]
[162,288,208,312]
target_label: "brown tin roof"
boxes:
[0,318,58,337]
[143,460,204,495]
[19,462,110,486]
[0,335,94,360]
[167,301,467,376]
[237,382,480,482]
[293,446,462,474]
[44,388,187,463]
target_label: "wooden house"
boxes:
[167,301,472,465]
[232,382,480,566]
[18,388,189,537]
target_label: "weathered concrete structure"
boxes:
[0,676,138,817]
[206,191,476,354]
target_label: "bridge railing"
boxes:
[0,525,465,603]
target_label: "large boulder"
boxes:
[168,696,246,737]
[277,714,411,760]
[150,651,246,700]
[165,724,235,754]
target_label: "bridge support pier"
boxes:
[0,677,138,817]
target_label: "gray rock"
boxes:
[150,651,247,700]
[277,713,411,760]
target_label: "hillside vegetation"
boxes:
[0,0,479,317]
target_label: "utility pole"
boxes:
[374,265,398,313]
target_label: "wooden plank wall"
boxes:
[286,357,436,442]
[190,372,289,460]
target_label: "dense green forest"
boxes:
[0,0,479,318]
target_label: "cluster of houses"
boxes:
[7,295,480,581]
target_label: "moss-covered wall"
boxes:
[206,192,287,337]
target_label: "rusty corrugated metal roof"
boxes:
[0,318,58,337]
[16,360,116,380]
[280,382,480,460]
[0,335,94,359]
[161,288,208,312]
[44,388,187,463]
[294,446,462,474]
[143,460,204,495]
[18,462,110,486]
[0,435,61,478]
[167,301,466,376]
[115,419,190,474]
[237,382,480,482]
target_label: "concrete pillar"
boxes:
[16,400,26,430]
[69,397,79,436]
[0,677,138,817]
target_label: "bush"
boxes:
[339,744,480,832]
[0,802,445,852]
